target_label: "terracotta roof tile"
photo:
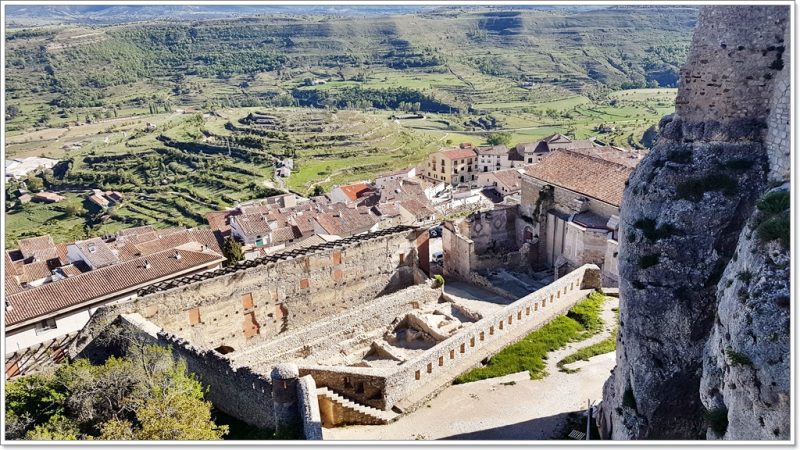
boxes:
[336,183,372,201]
[440,148,477,160]
[5,248,225,328]
[17,235,58,262]
[20,261,52,283]
[524,150,633,206]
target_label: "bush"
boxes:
[704,407,729,436]
[638,253,660,269]
[757,211,789,249]
[725,347,753,367]
[634,218,679,241]
[432,274,445,288]
[757,191,790,215]
[676,174,737,201]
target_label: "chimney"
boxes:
[144,260,151,269]
[174,250,182,261]
[88,243,96,253]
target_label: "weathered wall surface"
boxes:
[600,5,790,440]
[442,207,537,279]
[383,265,601,411]
[75,228,425,354]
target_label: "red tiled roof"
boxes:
[133,229,223,256]
[314,207,378,236]
[5,248,225,328]
[524,150,633,206]
[17,235,58,262]
[440,148,477,160]
[20,261,52,283]
[336,183,372,201]
[398,199,435,220]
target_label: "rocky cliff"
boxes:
[599,6,790,440]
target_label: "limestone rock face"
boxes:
[599,5,790,440]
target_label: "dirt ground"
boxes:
[323,296,619,441]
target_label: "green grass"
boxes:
[453,291,607,384]
[557,309,619,374]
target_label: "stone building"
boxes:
[420,145,478,186]
[519,149,632,283]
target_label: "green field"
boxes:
[4,6,690,243]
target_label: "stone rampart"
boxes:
[73,227,427,356]
[229,284,441,369]
[382,264,600,409]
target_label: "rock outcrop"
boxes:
[599,6,790,440]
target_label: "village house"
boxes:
[374,167,416,188]
[477,168,524,198]
[421,145,478,187]
[32,191,65,204]
[329,182,374,204]
[4,226,226,368]
[519,149,633,284]
[313,206,380,237]
[519,134,598,165]
[87,189,123,208]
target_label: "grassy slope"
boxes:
[454,291,607,384]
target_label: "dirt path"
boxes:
[324,295,619,441]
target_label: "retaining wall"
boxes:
[382,264,601,410]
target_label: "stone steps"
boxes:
[316,387,398,426]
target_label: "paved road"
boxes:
[324,296,619,441]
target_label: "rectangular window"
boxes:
[35,318,57,335]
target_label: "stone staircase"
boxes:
[316,387,398,427]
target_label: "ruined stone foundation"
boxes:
[599,5,790,440]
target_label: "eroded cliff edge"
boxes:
[599,6,790,440]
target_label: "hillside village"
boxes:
[2,3,789,443]
[4,132,642,438]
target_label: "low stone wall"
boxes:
[229,284,441,367]
[296,375,323,440]
[382,264,601,410]
[299,366,389,410]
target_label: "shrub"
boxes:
[622,388,637,411]
[736,271,753,283]
[704,407,729,436]
[725,347,753,367]
[634,218,679,241]
[676,174,737,201]
[432,274,445,288]
[638,253,660,269]
[756,211,789,249]
[724,158,754,171]
[757,191,790,215]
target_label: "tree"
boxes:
[222,236,244,266]
[486,132,512,147]
[312,185,325,196]
[5,345,228,441]
[63,203,87,218]
[25,176,44,192]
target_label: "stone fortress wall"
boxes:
[116,313,322,439]
[74,226,428,355]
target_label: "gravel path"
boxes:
[324,295,619,441]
